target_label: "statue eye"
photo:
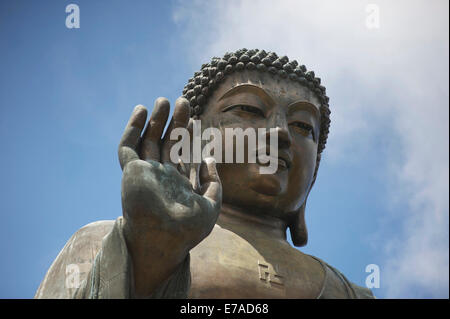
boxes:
[291,122,315,140]
[224,104,265,117]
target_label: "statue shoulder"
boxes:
[34,219,116,298]
[307,255,376,299]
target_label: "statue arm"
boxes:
[36,98,222,299]
[315,258,376,299]
[71,217,191,299]
[116,99,222,298]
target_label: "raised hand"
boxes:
[117,97,222,297]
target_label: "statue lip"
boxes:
[278,151,292,170]
[277,157,289,170]
[254,149,292,170]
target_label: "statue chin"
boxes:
[249,174,283,196]
[246,161,288,197]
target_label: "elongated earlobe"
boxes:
[289,200,308,247]
[289,153,321,247]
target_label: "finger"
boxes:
[118,105,147,170]
[140,97,170,162]
[182,118,196,177]
[177,158,189,179]
[161,97,190,166]
[199,157,222,205]
[189,162,200,193]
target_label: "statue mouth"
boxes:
[277,157,290,170]
[255,151,291,171]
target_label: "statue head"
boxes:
[182,49,331,247]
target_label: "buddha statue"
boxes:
[35,49,375,299]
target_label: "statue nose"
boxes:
[276,126,291,149]
[265,116,291,149]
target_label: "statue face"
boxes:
[199,70,321,220]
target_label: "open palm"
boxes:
[118,97,222,251]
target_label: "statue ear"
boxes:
[288,200,308,247]
[289,153,321,247]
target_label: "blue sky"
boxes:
[1,0,448,298]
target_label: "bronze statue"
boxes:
[35,49,375,299]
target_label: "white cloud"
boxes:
[172,0,449,298]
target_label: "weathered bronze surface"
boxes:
[35,49,374,299]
